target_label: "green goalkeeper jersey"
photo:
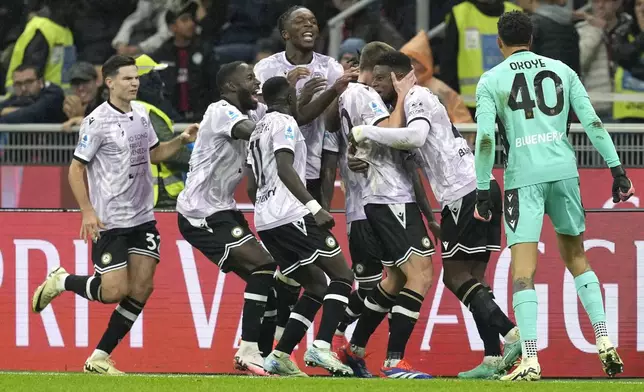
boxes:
[474,50,621,191]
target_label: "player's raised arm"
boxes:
[297,66,358,125]
[150,122,199,163]
[473,77,496,192]
[568,68,635,201]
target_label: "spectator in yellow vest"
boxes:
[5,0,80,92]
[440,0,522,118]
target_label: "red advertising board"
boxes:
[0,211,642,377]
[1,167,642,210]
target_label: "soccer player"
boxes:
[322,41,409,376]
[253,5,357,340]
[176,61,278,376]
[31,55,198,374]
[350,51,522,379]
[246,76,354,377]
[474,11,632,381]
[336,69,437,379]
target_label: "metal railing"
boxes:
[1,123,643,166]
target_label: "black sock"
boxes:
[458,279,515,337]
[241,265,276,343]
[386,288,423,359]
[275,273,301,330]
[474,310,502,357]
[350,284,396,348]
[336,288,368,334]
[259,288,278,357]
[96,296,144,354]
[275,292,322,354]
[315,279,353,345]
[65,275,103,302]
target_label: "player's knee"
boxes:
[129,278,154,302]
[100,282,129,303]
[303,279,328,298]
[404,255,434,287]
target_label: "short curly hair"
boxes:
[497,11,533,47]
[277,5,306,34]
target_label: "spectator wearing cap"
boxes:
[0,64,65,123]
[152,0,214,122]
[337,38,366,70]
[61,62,105,131]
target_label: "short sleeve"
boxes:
[404,87,433,125]
[323,130,339,153]
[253,59,272,91]
[272,117,300,153]
[73,116,104,164]
[146,112,160,150]
[359,87,390,125]
[326,59,344,86]
[211,103,249,138]
[475,73,496,118]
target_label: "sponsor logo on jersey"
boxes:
[515,131,565,148]
[285,126,295,140]
[101,253,112,265]
[256,187,277,203]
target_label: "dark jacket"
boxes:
[610,14,644,80]
[151,38,215,122]
[0,82,66,123]
[531,5,581,75]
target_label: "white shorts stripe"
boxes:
[442,244,488,259]
[93,261,128,275]
[280,246,342,276]
[128,248,161,260]
[323,294,349,304]
[217,234,255,268]
[355,273,383,283]
[244,293,268,302]
[381,247,435,268]
[391,305,420,319]
[289,312,312,328]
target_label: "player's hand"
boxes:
[180,123,200,144]
[348,155,368,173]
[299,77,327,106]
[428,220,441,242]
[314,208,335,230]
[80,209,105,243]
[332,67,359,94]
[473,189,492,222]
[392,70,417,98]
[611,165,635,202]
[287,67,311,86]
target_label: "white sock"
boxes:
[90,349,109,360]
[274,326,285,342]
[312,340,330,350]
[504,327,519,344]
[334,329,345,336]
[56,273,69,292]
[383,358,401,367]
[239,340,259,352]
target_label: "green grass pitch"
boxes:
[0,373,642,392]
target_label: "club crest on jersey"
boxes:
[231,226,244,238]
[422,237,431,249]
[369,101,385,116]
[141,117,149,128]
[101,253,112,265]
[227,110,240,121]
[325,236,337,248]
[285,126,295,140]
[355,263,365,274]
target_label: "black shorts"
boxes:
[348,219,384,284]
[91,221,160,275]
[364,203,435,267]
[178,210,256,271]
[306,178,322,204]
[440,180,502,261]
[258,214,342,277]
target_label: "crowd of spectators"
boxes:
[0,0,642,129]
